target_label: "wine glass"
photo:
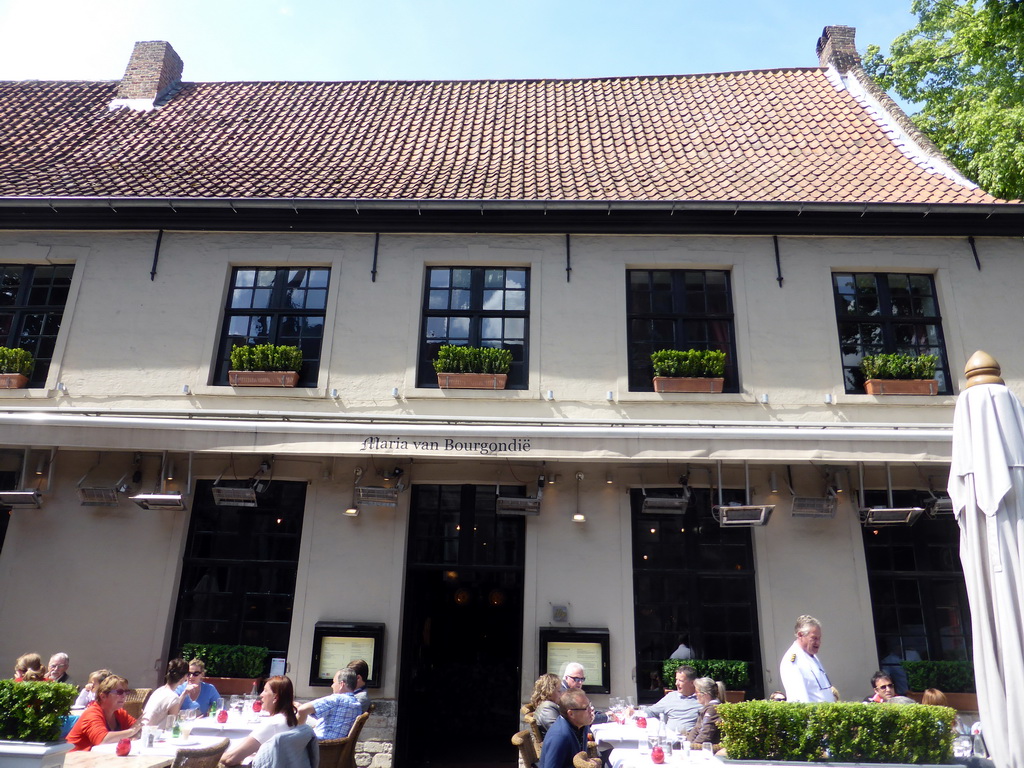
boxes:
[178,712,195,740]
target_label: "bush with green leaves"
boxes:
[859,353,937,381]
[0,347,34,376]
[432,344,512,375]
[718,700,956,763]
[0,680,76,742]
[661,658,750,690]
[650,349,726,378]
[180,643,268,678]
[229,344,303,373]
[902,660,975,693]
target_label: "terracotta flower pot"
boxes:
[436,373,508,390]
[0,373,29,389]
[228,371,299,387]
[653,376,725,393]
[864,378,938,395]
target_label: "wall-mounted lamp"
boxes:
[770,471,778,494]
[606,391,615,402]
[605,472,614,485]
[182,384,191,395]
[545,390,554,401]
[165,460,175,481]
[35,456,47,476]
[329,388,339,399]
[56,382,67,393]
[573,472,586,523]
[392,387,400,398]
[759,393,769,404]
[549,474,560,485]
[572,512,587,523]
[824,393,834,404]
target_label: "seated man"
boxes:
[647,665,701,733]
[862,671,896,703]
[346,659,371,713]
[560,662,607,724]
[297,668,361,740]
[538,689,594,768]
[46,653,73,686]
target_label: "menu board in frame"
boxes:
[309,622,385,688]
[539,627,610,694]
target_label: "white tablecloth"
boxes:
[91,734,227,758]
[608,746,722,768]
[590,722,650,749]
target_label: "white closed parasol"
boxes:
[948,351,1024,768]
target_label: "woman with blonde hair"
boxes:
[66,675,141,750]
[13,653,44,681]
[522,673,561,737]
[685,678,726,745]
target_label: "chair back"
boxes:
[511,729,540,768]
[572,751,601,768]
[123,688,152,720]
[336,711,369,768]
[170,737,230,768]
[252,725,319,768]
[523,712,543,750]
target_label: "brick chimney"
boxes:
[816,26,861,73]
[116,41,183,102]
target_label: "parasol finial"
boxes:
[964,350,1004,387]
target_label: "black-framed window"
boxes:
[0,264,74,386]
[626,270,738,392]
[169,479,306,665]
[862,489,971,664]
[214,267,330,387]
[417,267,529,389]
[630,487,761,702]
[833,272,952,394]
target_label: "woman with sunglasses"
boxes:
[66,675,142,750]
[175,658,222,715]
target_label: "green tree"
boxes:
[865,0,1024,200]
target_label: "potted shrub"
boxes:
[662,658,750,702]
[902,660,978,712]
[860,353,939,395]
[433,344,512,390]
[650,349,726,393]
[180,643,268,696]
[0,347,33,389]
[0,680,76,768]
[228,343,303,388]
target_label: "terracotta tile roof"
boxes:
[0,69,1001,204]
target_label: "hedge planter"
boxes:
[228,371,300,388]
[907,690,978,712]
[653,376,725,394]
[437,373,508,390]
[0,740,73,768]
[205,677,261,696]
[864,378,938,396]
[0,374,28,389]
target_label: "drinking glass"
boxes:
[626,695,636,709]
[702,742,714,756]
[178,713,194,740]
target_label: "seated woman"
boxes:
[221,676,298,766]
[522,673,561,738]
[75,669,112,708]
[685,678,726,745]
[13,653,44,681]
[921,688,969,734]
[66,674,141,750]
[175,658,221,715]
[142,658,197,727]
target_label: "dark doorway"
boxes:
[396,484,525,768]
[169,479,306,664]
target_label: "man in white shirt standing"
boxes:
[779,615,833,702]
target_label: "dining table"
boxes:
[65,733,230,768]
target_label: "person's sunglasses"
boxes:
[567,675,586,683]
[111,689,129,696]
[188,671,203,677]
[568,705,595,711]
[876,684,895,690]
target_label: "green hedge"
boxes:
[718,700,956,763]
[661,658,750,690]
[229,344,303,373]
[903,660,976,693]
[180,643,268,678]
[650,349,726,378]
[0,680,76,742]
[432,344,512,374]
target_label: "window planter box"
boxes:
[436,373,507,390]
[0,374,28,389]
[864,379,938,396]
[228,371,299,388]
[653,376,724,394]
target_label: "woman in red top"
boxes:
[66,675,141,751]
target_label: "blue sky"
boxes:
[0,0,917,83]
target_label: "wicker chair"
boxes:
[123,688,152,720]
[316,711,369,768]
[170,737,229,768]
[511,729,540,768]
[523,712,544,750]
[572,751,601,768]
